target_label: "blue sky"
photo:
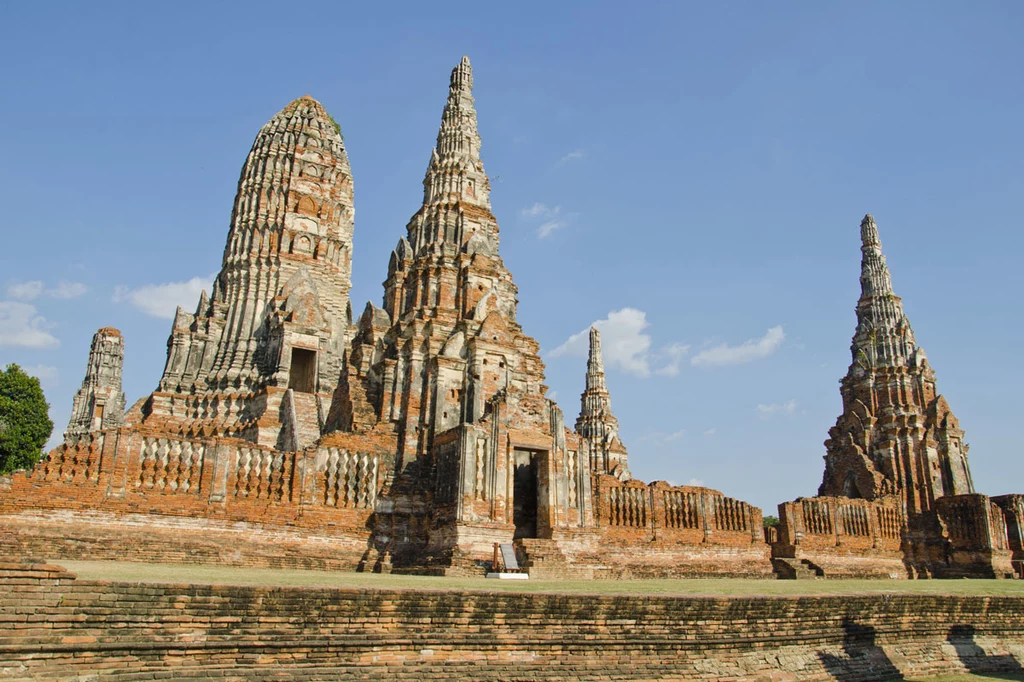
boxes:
[1,2,1021,513]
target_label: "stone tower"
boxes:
[335,56,593,562]
[148,96,355,447]
[819,215,974,514]
[575,328,629,477]
[65,327,126,443]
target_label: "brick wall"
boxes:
[775,496,908,578]
[2,561,1023,681]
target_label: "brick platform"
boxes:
[2,561,1023,681]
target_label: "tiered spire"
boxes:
[849,214,917,374]
[576,328,627,475]
[820,213,973,510]
[65,327,126,443]
[422,55,490,210]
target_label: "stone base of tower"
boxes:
[902,495,1015,579]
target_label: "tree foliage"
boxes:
[762,515,780,528]
[0,364,54,475]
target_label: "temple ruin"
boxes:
[0,58,1018,580]
[771,215,1015,579]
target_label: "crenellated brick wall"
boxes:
[774,496,906,578]
[2,562,1024,681]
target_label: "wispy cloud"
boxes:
[547,390,559,402]
[556,149,585,166]
[519,203,577,239]
[21,364,59,389]
[114,274,214,320]
[520,203,552,219]
[655,342,691,377]
[687,478,705,487]
[641,429,686,445]
[549,308,688,378]
[756,399,798,419]
[691,325,785,368]
[0,302,60,349]
[6,280,87,301]
[703,428,717,437]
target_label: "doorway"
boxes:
[288,347,317,393]
[512,448,539,539]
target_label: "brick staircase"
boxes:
[772,557,824,580]
[287,390,322,449]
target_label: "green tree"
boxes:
[0,364,54,474]
[762,515,780,528]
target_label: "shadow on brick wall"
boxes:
[819,618,905,681]
[948,625,1024,679]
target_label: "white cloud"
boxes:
[21,364,58,389]
[549,308,688,378]
[49,281,88,299]
[5,280,87,301]
[550,308,652,377]
[537,219,568,239]
[665,429,686,442]
[114,275,214,320]
[520,202,554,219]
[0,302,60,349]
[6,281,44,300]
[519,203,577,239]
[691,325,785,368]
[547,390,559,402]
[703,428,717,437]
[556,149,585,166]
[756,399,798,419]
[655,342,691,377]
[640,429,686,445]
[687,478,705,487]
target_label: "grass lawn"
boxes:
[60,560,1024,597]
[909,676,1024,681]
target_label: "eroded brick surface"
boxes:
[1,563,1023,681]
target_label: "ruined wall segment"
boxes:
[65,327,126,443]
[152,96,355,446]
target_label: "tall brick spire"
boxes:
[576,328,628,477]
[150,95,355,445]
[820,214,973,512]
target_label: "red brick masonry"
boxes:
[2,562,1023,681]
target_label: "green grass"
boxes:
[60,560,1024,597]
[909,676,1024,681]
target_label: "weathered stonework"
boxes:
[775,215,1016,579]
[0,62,1014,582]
[151,95,355,448]
[0,57,768,579]
[576,328,629,478]
[64,327,125,443]
[3,562,1024,681]
[994,494,1024,578]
